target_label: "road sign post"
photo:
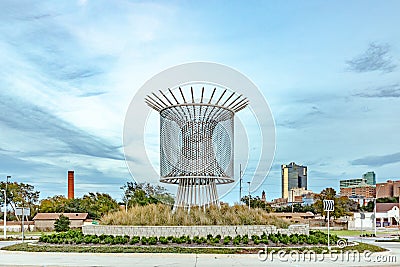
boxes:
[15,207,30,242]
[323,200,335,250]
[360,212,365,243]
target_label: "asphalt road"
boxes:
[0,240,398,267]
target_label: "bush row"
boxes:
[360,233,376,237]
[39,230,340,246]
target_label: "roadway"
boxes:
[0,240,398,266]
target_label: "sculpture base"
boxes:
[173,178,219,211]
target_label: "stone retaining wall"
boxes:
[82,224,309,238]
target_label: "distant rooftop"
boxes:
[33,213,88,221]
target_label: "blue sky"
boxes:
[1,1,400,203]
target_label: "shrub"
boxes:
[129,236,140,245]
[268,234,279,244]
[103,236,114,244]
[261,232,267,240]
[83,235,93,244]
[193,236,206,244]
[233,235,241,245]
[210,237,220,244]
[54,214,71,232]
[223,236,232,245]
[242,235,249,244]
[141,237,148,245]
[148,237,158,245]
[159,236,168,244]
[290,235,298,244]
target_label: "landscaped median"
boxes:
[0,230,387,254]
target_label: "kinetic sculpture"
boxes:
[145,87,248,210]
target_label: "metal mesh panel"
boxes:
[145,87,248,209]
[160,104,234,184]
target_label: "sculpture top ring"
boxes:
[145,87,249,114]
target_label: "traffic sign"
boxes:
[323,200,334,211]
[15,207,30,216]
[360,212,365,219]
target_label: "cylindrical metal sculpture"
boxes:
[145,87,248,210]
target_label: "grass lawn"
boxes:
[1,242,387,254]
[321,230,372,237]
[6,231,54,236]
[321,229,399,237]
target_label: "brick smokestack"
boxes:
[68,171,74,199]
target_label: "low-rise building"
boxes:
[274,212,315,223]
[288,187,313,203]
[302,192,315,206]
[348,203,400,230]
[270,197,288,208]
[33,213,88,231]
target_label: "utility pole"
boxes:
[247,181,251,209]
[291,189,294,213]
[22,206,25,243]
[239,164,243,204]
[3,175,10,239]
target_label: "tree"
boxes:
[39,195,69,213]
[54,214,70,232]
[360,200,374,212]
[241,196,272,212]
[377,197,398,203]
[313,188,357,219]
[81,192,119,219]
[0,181,40,220]
[274,203,315,213]
[39,193,119,220]
[121,182,174,207]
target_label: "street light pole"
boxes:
[247,181,251,210]
[374,184,384,237]
[3,175,10,239]
[2,189,6,239]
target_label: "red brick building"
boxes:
[340,185,376,198]
[376,180,400,198]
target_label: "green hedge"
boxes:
[39,230,342,246]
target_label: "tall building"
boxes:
[281,162,307,199]
[340,172,376,189]
[340,173,376,205]
[340,178,366,188]
[362,171,376,185]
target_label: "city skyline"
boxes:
[0,1,400,203]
